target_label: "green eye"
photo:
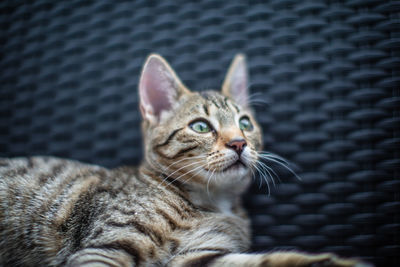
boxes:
[239,117,253,131]
[190,120,212,133]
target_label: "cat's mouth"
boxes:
[222,159,246,172]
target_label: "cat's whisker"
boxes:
[248,161,256,184]
[243,153,268,191]
[240,154,256,183]
[184,167,205,186]
[257,162,273,193]
[206,167,217,199]
[256,152,301,181]
[247,98,269,104]
[251,160,271,195]
[160,160,205,187]
[247,101,270,107]
[166,164,206,187]
[246,93,265,99]
[256,160,280,185]
[162,155,206,173]
[261,157,301,181]
[180,164,212,192]
[246,91,260,97]
[242,153,277,195]
[257,151,291,165]
[247,97,267,103]
[164,159,205,178]
[205,162,213,198]
[246,92,270,107]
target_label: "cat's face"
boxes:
[139,54,262,193]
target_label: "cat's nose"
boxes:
[226,139,247,155]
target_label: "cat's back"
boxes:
[0,156,117,266]
[0,157,205,266]
[0,156,106,224]
[0,156,108,216]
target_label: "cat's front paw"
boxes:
[262,252,373,267]
[299,253,373,267]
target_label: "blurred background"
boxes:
[1,0,399,266]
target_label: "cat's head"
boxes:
[139,54,262,194]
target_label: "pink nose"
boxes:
[226,139,247,155]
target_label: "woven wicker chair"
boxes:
[1,1,398,266]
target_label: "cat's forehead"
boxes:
[198,91,241,123]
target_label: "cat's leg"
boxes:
[66,248,135,267]
[169,251,373,267]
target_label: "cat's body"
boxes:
[0,55,371,266]
[0,156,249,266]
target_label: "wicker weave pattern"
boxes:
[1,1,399,266]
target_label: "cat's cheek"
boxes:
[246,132,263,151]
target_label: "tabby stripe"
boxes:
[210,99,220,108]
[78,259,119,267]
[223,97,229,108]
[90,227,104,240]
[203,104,209,116]
[156,208,189,230]
[37,162,64,185]
[45,170,89,217]
[182,139,198,143]
[171,145,199,159]
[54,175,100,227]
[160,173,187,192]
[106,220,164,246]
[112,205,137,216]
[132,169,153,187]
[185,253,226,267]
[169,238,180,254]
[3,166,27,176]
[220,97,229,109]
[95,241,142,266]
[155,127,184,148]
[163,199,191,219]
[182,248,229,255]
[157,179,200,216]
[29,163,72,249]
[232,103,240,113]
[83,252,126,266]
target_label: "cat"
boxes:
[0,54,372,267]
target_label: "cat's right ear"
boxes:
[222,54,249,107]
[139,54,189,123]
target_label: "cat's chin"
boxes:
[206,162,251,191]
[221,160,246,172]
[222,164,249,178]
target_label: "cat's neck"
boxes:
[187,188,240,215]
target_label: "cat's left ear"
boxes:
[222,54,249,107]
[139,54,189,123]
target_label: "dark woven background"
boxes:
[1,1,399,266]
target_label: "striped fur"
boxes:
[0,54,371,267]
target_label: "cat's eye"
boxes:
[239,117,253,131]
[190,120,212,133]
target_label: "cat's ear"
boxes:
[222,54,249,107]
[139,54,189,123]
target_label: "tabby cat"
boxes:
[0,54,371,267]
